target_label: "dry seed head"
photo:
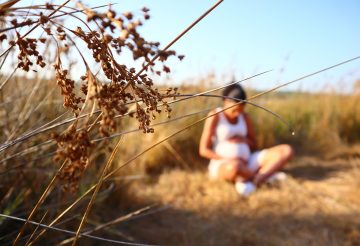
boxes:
[2,2,183,190]
[123,11,133,20]
[39,12,49,25]
[107,9,116,19]
[45,2,54,10]
[0,34,6,42]
[53,126,93,192]
[54,59,84,114]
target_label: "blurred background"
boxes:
[0,1,360,245]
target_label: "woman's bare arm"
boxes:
[243,112,257,151]
[199,110,222,160]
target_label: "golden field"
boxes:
[0,1,359,244]
[2,77,360,245]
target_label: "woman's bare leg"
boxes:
[217,159,254,182]
[253,144,293,185]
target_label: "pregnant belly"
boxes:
[214,141,251,160]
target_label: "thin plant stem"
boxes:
[0,67,17,91]
[7,85,56,142]
[12,215,79,246]
[31,99,271,238]
[0,92,291,169]
[0,214,153,246]
[24,211,48,246]
[0,71,268,153]
[72,136,124,245]
[29,187,95,244]
[0,0,71,59]
[0,111,68,165]
[12,160,67,245]
[120,0,224,93]
[248,55,360,100]
[0,4,114,33]
[58,205,157,245]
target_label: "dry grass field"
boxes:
[1,77,360,245]
[72,86,360,246]
[0,1,360,245]
[112,155,360,246]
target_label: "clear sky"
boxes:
[91,0,360,92]
[13,0,360,92]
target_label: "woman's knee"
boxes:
[267,144,293,166]
[273,144,293,169]
[218,162,238,181]
[280,144,293,160]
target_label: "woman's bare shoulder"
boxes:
[242,111,253,123]
[207,108,222,118]
[208,108,218,116]
[242,111,251,119]
[204,108,221,125]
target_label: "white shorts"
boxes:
[208,150,267,179]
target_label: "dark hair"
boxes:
[222,83,247,102]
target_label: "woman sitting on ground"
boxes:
[199,84,293,196]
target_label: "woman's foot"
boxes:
[253,171,288,186]
[235,181,256,197]
[266,171,287,184]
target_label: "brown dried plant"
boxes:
[1,1,181,192]
[0,1,227,244]
[2,0,358,245]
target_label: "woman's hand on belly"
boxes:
[224,157,255,180]
[228,157,247,165]
[227,135,248,143]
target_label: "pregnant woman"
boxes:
[199,84,293,197]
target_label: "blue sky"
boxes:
[14,0,360,92]
[94,0,360,92]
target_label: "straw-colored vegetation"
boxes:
[119,85,360,174]
[2,76,360,245]
[108,84,360,245]
[0,1,360,245]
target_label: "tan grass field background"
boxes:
[1,76,360,245]
[0,1,360,244]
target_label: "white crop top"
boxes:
[213,108,251,160]
[215,108,247,142]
